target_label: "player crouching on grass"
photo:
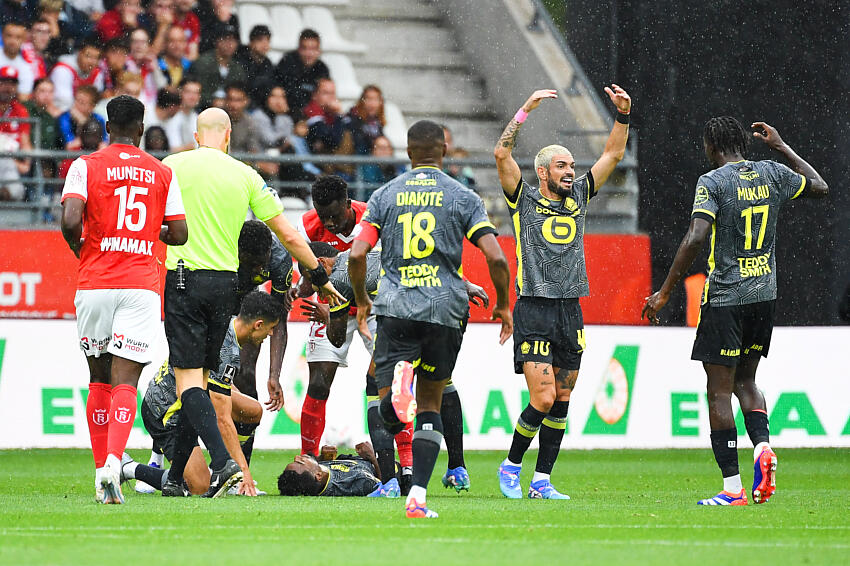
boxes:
[643,118,828,506]
[278,442,384,497]
[121,291,284,497]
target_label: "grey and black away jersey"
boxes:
[144,320,241,428]
[505,173,595,299]
[691,160,806,306]
[363,166,496,328]
[329,248,381,318]
[319,456,381,496]
[237,235,293,301]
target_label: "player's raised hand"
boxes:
[522,89,558,113]
[751,122,785,150]
[300,298,330,325]
[492,305,513,345]
[641,290,669,325]
[265,378,284,411]
[465,280,490,308]
[315,281,346,306]
[604,84,631,114]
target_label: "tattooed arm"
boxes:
[494,89,558,196]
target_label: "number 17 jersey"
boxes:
[363,166,496,328]
[61,143,185,293]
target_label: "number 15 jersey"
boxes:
[363,166,496,328]
[61,143,185,293]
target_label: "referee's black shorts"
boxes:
[691,300,775,367]
[164,269,239,371]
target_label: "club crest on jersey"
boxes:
[114,407,132,424]
[694,186,710,206]
[92,409,108,425]
[113,333,124,349]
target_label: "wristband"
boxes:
[304,264,329,287]
[616,111,630,125]
[514,108,528,124]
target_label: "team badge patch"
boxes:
[693,186,709,206]
[520,341,531,355]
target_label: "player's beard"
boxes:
[547,175,573,198]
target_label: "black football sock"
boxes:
[181,387,231,470]
[535,401,569,475]
[166,413,197,482]
[235,421,258,465]
[379,393,406,435]
[507,404,547,464]
[135,464,169,491]
[411,411,443,489]
[441,387,465,469]
[710,428,740,478]
[744,410,770,446]
[367,404,397,482]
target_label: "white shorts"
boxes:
[306,314,377,367]
[74,288,161,364]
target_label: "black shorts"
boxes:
[141,398,196,461]
[164,269,239,371]
[373,316,464,389]
[692,300,775,366]
[513,297,585,373]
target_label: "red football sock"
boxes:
[106,384,137,461]
[86,383,112,468]
[396,421,413,468]
[300,395,327,456]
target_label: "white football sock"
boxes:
[123,461,139,479]
[723,474,743,494]
[149,451,164,467]
[407,485,427,504]
[532,472,550,484]
[754,442,770,461]
[503,458,521,468]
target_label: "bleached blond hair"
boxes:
[534,144,571,181]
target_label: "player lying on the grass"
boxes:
[299,242,489,497]
[134,221,293,493]
[123,291,284,497]
[277,442,384,496]
[60,95,188,504]
[642,118,828,506]
[493,86,631,500]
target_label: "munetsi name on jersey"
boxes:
[100,237,154,255]
[106,165,156,184]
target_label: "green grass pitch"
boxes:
[1,449,848,565]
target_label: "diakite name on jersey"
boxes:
[738,252,771,277]
[737,185,769,201]
[397,190,443,206]
[100,237,154,255]
[399,264,441,287]
[106,166,156,184]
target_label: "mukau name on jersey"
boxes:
[100,237,154,255]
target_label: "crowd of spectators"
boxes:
[0,2,480,204]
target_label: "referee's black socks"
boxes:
[507,404,546,464]
[411,411,443,489]
[535,401,569,475]
[181,387,231,471]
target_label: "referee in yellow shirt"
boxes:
[161,108,344,498]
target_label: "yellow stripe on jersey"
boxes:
[162,399,181,426]
[791,175,807,200]
[702,222,717,304]
[692,208,716,219]
[512,211,524,293]
[505,182,524,210]
[466,220,496,240]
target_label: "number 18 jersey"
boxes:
[61,143,185,293]
[363,166,496,328]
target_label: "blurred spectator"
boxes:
[0,0,36,27]
[22,76,59,178]
[235,24,272,109]
[94,69,139,117]
[142,124,169,152]
[343,84,385,155]
[57,83,104,149]
[224,81,260,154]
[252,85,291,150]
[65,0,103,21]
[143,87,180,148]
[189,23,244,108]
[97,35,128,98]
[209,86,224,108]
[58,114,100,175]
[303,77,343,154]
[171,0,199,60]
[38,0,92,60]
[95,0,141,42]
[0,21,35,99]
[279,117,319,183]
[274,28,329,117]
[359,135,402,185]
[172,75,197,150]
[196,0,238,55]
[158,24,189,87]
[0,66,32,201]
[125,26,164,108]
[138,0,174,56]
[21,18,49,78]
[442,124,476,188]
[49,35,102,110]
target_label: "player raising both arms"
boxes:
[642,118,828,506]
[494,86,631,499]
[350,120,512,518]
[60,95,188,504]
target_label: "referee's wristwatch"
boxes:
[304,264,329,287]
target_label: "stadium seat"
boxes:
[322,53,362,100]
[237,4,270,45]
[382,101,407,155]
[269,5,303,51]
[237,0,349,5]
[301,6,366,53]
